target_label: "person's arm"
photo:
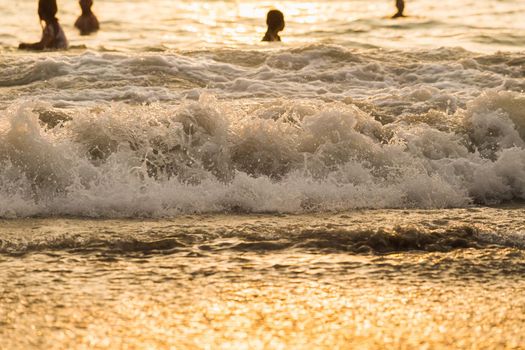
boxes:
[19,41,45,50]
[19,25,54,50]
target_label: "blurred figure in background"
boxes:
[75,0,99,35]
[262,10,285,42]
[19,0,68,50]
[392,0,405,18]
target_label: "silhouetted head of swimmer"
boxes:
[79,0,94,15]
[392,0,405,18]
[262,9,285,42]
[38,0,58,22]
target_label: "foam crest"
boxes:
[0,90,524,218]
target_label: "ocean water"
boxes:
[1,0,525,349]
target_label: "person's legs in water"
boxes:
[392,0,405,18]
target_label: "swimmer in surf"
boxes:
[19,0,68,50]
[75,0,100,36]
[262,10,285,42]
[392,0,406,18]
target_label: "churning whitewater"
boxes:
[1,46,525,217]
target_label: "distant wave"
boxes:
[1,46,524,106]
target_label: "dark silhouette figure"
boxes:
[19,0,68,50]
[392,0,405,18]
[262,10,285,42]
[75,0,99,35]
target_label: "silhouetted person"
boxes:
[392,0,405,18]
[19,0,68,50]
[262,10,285,42]
[75,0,99,35]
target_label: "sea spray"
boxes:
[0,90,524,217]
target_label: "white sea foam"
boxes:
[0,86,524,217]
[1,38,525,218]
[2,47,524,106]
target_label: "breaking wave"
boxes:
[0,88,524,218]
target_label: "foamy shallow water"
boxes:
[1,0,525,348]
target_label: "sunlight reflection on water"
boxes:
[2,0,525,52]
